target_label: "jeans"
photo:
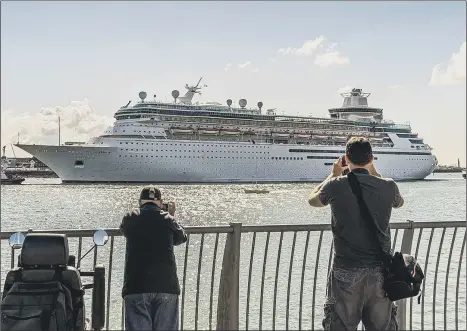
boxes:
[124,293,179,330]
[323,266,398,330]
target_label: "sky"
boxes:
[1,1,466,165]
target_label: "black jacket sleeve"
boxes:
[165,214,188,246]
[120,209,140,238]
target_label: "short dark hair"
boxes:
[346,137,373,166]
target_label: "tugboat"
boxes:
[1,146,25,185]
[1,164,25,185]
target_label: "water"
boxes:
[1,173,465,230]
[1,173,465,330]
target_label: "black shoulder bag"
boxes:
[347,172,424,303]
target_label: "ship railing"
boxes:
[1,220,465,330]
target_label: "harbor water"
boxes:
[1,173,465,329]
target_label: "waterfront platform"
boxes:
[1,221,465,330]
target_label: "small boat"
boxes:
[244,188,270,194]
[1,165,25,185]
[244,180,270,194]
[462,171,466,179]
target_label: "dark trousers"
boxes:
[124,293,179,330]
[323,266,398,330]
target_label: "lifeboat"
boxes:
[294,133,312,139]
[334,136,348,141]
[198,128,219,135]
[271,132,290,138]
[171,127,194,134]
[220,129,241,136]
[313,135,328,139]
[370,137,384,142]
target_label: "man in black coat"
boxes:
[120,186,187,330]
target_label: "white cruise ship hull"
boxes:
[16,140,437,183]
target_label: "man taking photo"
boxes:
[120,186,187,330]
[308,137,404,330]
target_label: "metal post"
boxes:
[396,220,415,330]
[216,222,242,330]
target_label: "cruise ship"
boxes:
[16,78,437,183]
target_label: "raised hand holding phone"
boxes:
[331,156,348,177]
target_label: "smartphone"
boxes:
[161,203,169,211]
[341,155,347,167]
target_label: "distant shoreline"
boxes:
[433,167,464,173]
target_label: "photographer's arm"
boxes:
[309,156,346,207]
[169,219,188,246]
[166,202,188,245]
[392,181,404,208]
[308,173,333,207]
[119,209,139,237]
[368,163,382,178]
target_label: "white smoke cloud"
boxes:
[1,99,114,154]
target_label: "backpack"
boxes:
[1,268,74,331]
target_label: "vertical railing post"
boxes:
[397,220,415,330]
[216,222,242,330]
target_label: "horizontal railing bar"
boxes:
[241,224,331,232]
[1,221,465,239]
[407,220,467,229]
[0,225,234,239]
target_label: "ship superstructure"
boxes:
[16,79,437,183]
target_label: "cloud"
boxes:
[252,68,259,73]
[429,41,466,86]
[278,35,326,56]
[1,99,113,148]
[278,35,349,67]
[326,42,339,52]
[224,62,232,72]
[238,61,252,69]
[388,85,403,89]
[336,86,354,94]
[314,51,350,67]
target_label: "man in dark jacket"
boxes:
[120,186,187,331]
[308,137,404,330]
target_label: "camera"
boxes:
[161,203,169,211]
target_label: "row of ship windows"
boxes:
[289,148,431,156]
[118,141,269,148]
[120,148,269,154]
[117,155,302,160]
[115,154,386,161]
[111,155,427,161]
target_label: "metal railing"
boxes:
[0,220,465,330]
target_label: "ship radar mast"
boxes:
[340,88,371,99]
[177,77,207,105]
